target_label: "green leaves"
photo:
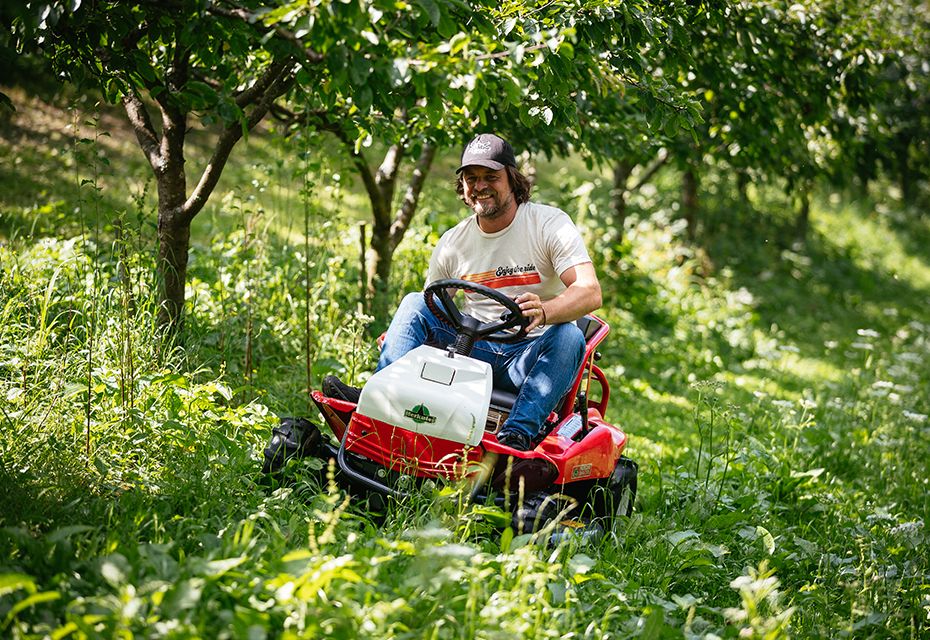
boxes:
[0,573,61,633]
[416,0,441,28]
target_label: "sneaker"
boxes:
[322,375,361,404]
[496,428,532,452]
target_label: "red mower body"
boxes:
[309,314,633,501]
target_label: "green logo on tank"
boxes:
[404,404,437,424]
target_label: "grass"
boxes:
[1,89,929,638]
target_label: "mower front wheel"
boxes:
[261,417,323,475]
[511,491,578,535]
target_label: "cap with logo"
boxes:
[456,133,517,173]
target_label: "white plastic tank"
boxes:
[356,345,492,447]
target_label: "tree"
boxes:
[666,1,839,238]
[827,0,930,207]
[15,0,706,329]
[562,1,709,242]
[653,0,929,239]
[14,0,312,330]
[267,0,703,319]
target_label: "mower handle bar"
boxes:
[336,430,410,499]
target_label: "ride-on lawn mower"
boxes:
[263,279,637,537]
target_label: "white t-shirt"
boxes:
[425,201,592,337]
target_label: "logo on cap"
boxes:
[466,139,493,156]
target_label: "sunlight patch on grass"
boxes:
[815,198,930,292]
[622,376,693,411]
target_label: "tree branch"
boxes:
[167,36,192,93]
[353,149,384,226]
[375,142,404,209]
[181,61,297,222]
[236,60,289,108]
[122,91,163,172]
[627,149,670,193]
[390,142,436,250]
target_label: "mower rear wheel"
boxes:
[592,456,638,519]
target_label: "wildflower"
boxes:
[733,288,754,305]
[903,411,928,424]
[724,562,794,637]
[889,520,924,548]
[850,342,874,350]
[889,521,923,536]
[857,329,880,338]
[907,321,928,333]
[887,365,913,379]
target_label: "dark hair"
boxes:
[455,166,532,205]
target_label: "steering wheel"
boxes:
[424,278,531,344]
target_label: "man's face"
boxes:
[461,166,514,220]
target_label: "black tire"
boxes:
[591,456,638,519]
[511,491,578,535]
[261,417,322,475]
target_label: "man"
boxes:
[326,133,601,451]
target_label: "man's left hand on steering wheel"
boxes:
[514,292,546,332]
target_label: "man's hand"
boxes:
[515,292,547,332]
[513,263,602,334]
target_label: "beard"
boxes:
[469,190,514,220]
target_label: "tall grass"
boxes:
[1,97,929,637]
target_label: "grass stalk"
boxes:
[303,147,313,408]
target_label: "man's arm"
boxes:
[516,262,602,332]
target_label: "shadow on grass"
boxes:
[703,193,930,366]
[0,115,150,241]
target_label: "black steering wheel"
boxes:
[424,278,531,347]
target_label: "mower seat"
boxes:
[488,315,600,412]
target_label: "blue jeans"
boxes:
[377,293,586,438]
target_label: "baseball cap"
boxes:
[456,133,517,173]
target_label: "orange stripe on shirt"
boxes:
[462,271,497,283]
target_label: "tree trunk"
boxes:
[736,170,749,208]
[897,134,915,205]
[682,167,699,240]
[365,142,435,326]
[157,215,191,330]
[122,58,296,333]
[611,160,633,240]
[155,154,189,330]
[795,185,811,240]
[153,101,189,331]
[367,215,393,324]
